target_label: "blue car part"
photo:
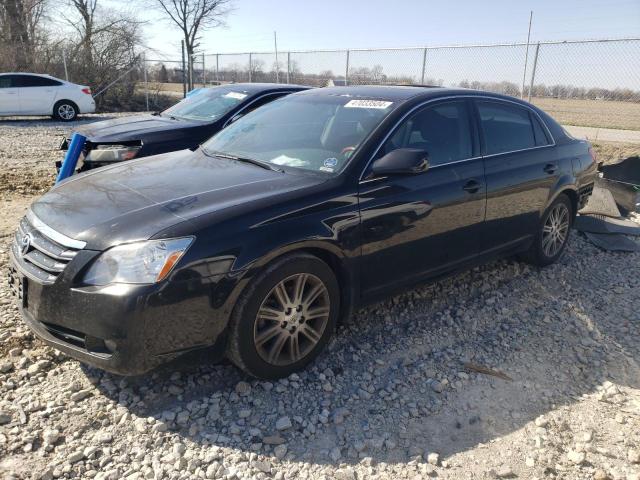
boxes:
[56,133,87,183]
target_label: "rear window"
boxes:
[0,76,13,88]
[477,101,536,155]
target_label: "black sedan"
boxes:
[10,86,597,379]
[58,83,308,172]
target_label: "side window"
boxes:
[0,76,13,88]
[477,101,536,155]
[380,101,473,166]
[531,113,551,146]
[13,75,61,87]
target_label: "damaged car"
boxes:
[57,83,308,172]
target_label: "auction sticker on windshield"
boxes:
[225,92,248,100]
[344,99,393,109]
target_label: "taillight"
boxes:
[81,88,92,95]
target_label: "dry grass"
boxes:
[531,97,640,131]
[591,140,640,165]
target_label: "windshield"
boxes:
[162,88,250,121]
[202,95,396,174]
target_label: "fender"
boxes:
[222,238,358,327]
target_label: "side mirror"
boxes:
[370,148,430,176]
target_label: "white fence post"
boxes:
[202,52,206,86]
[421,47,427,84]
[143,53,149,112]
[287,52,291,84]
[248,53,252,82]
[62,49,69,81]
[345,50,350,85]
[528,43,541,102]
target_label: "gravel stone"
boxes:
[275,416,292,431]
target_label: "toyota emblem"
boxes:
[20,233,32,256]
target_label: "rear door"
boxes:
[0,75,21,114]
[15,75,62,114]
[358,99,486,296]
[474,99,558,252]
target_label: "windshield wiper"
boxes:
[203,150,283,172]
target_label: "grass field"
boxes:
[531,97,640,131]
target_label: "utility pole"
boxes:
[274,31,280,83]
[521,10,533,100]
[181,40,186,98]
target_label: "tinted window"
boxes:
[531,113,551,146]
[13,75,61,87]
[477,101,536,155]
[0,76,13,88]
[380,101,473,166]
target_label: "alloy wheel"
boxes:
[58,104,75,120]
[253,273,331,366]
[542,203,570,257]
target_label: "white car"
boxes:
[0,73,96,121]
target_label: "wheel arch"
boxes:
[221,241,358,334]
[53,99,80,115]
[545,175,579,217]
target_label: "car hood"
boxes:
[31,149,324,250]
[74,114,205,142]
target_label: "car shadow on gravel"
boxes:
[83,233,640,468]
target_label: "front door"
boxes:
[358,100,486,297]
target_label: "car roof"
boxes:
[214,83,309,94]
[294,85,531,106]
[0,72,60,79]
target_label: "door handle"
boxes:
[544,163,557,174]
[462,180,481,193]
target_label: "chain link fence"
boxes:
[199,38,639,131]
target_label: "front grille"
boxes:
[11,212,85,285]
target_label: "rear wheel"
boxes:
[521,193,573,267]
[53,100,78,121]
[226,254,339,379]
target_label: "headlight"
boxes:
[83,237,193,286]
[85,144,141,163]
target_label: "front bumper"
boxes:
[8,247,235,376]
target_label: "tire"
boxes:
[520,193,574,267]
[53,100,78,121]
[226,253,340,379]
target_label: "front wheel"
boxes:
[521,193,573,267]
[53,101,78,121]
[226,254,339,379]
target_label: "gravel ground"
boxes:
[0,117,639,480]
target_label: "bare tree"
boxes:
[0,0,48,69]
[152,0,232,89]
